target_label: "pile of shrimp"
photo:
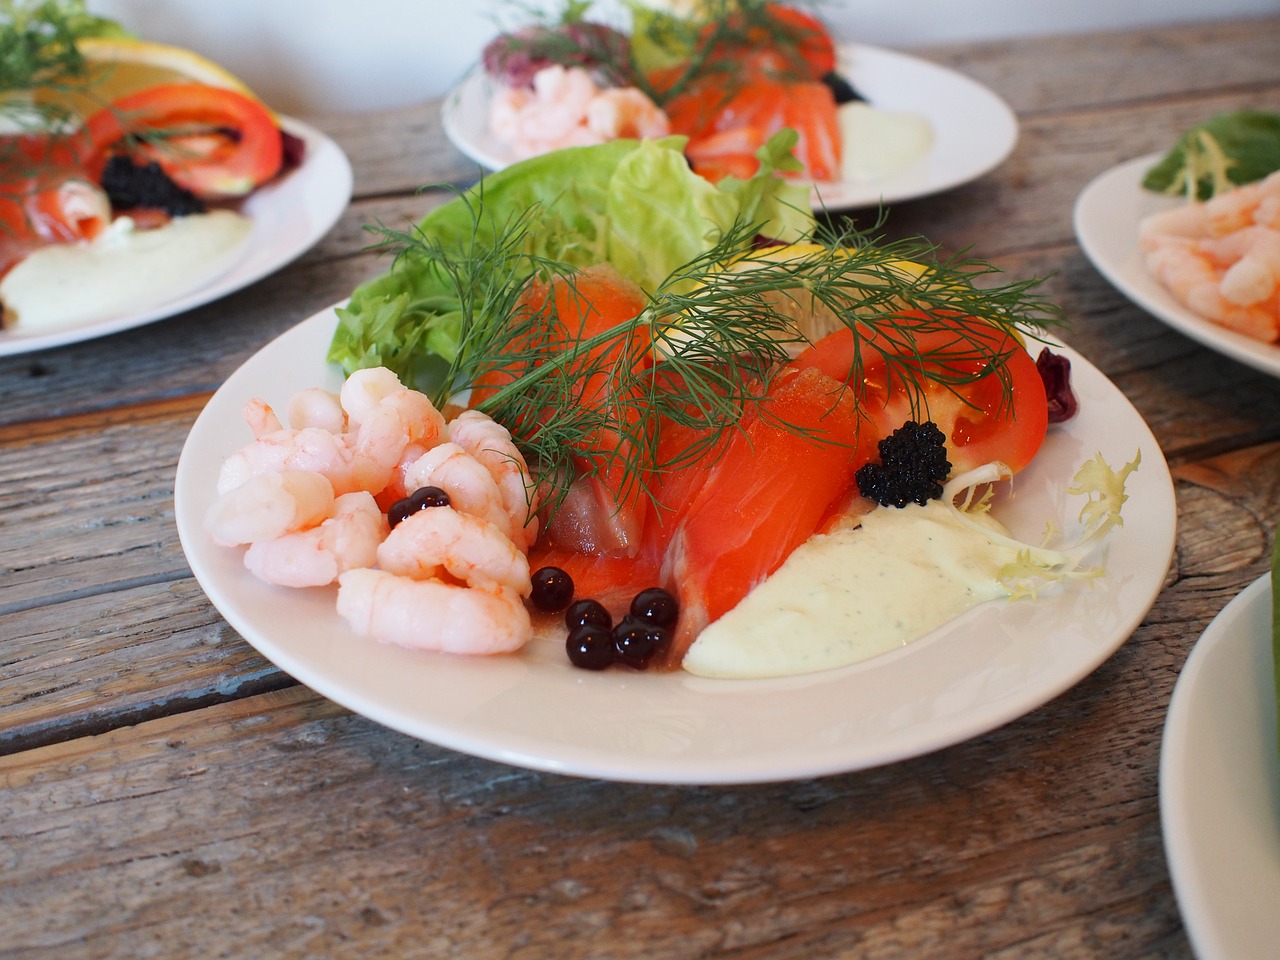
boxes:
[203,366,541,655]
[1139,168,1280,342]
[488,64,670,159]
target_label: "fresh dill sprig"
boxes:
[365,201,1065,515]
[1,1,121,107]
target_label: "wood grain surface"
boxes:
[3,16,1279,959]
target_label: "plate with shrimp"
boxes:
[443,42,1018,211]
[0,117,352,358]
[175,305,1177,785]
[1073,153,1280,379]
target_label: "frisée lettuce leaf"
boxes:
[327,132,812,398]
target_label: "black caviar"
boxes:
[99,155,206,216]
[855,420,951,508]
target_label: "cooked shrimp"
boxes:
[1143,234,1279,341]
[243,491,388,588]
[355,389,446,474]
[400,441,518,542]
[447,410,540,549]
[1198,225,1280,306]
[489,65,668,159]
[334,366,447,482]
[1141,171,1280,237]
[376,505,531,595]
[287,387,346,433]
[1141,171,1280,343]
[587,87,671,141]
[216,424,388,497]
[243,397,284,439]
[339,366,405,429]
[336,568,532,654]
[204,470,335,546]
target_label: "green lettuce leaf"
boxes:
[1142,110,1280,200]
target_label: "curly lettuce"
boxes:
[940,451,1141,600]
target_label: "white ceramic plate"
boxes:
[442,42,1018,210]
[0,117,352,357]
[1160,575,1280,959]
[1074,154,1280,379]
[175,308,1176,784]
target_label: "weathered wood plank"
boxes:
[0,657,1199,960]
[0,579,288,754]
[909,16,1280,117]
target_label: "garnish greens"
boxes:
[972,453,1136,601]
[1142,110,1280,201]
[334,181,1065,514]
[0,0,124,128]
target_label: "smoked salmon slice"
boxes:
[657,364,877,667]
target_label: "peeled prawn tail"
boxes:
[336,569,532,655]
[203,470,335,546]
[243,397,284,439]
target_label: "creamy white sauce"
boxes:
[0,209,253,332]
[837,102,934,183]
[682,500,1020,679]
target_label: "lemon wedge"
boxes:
[32,37,267,119]
[653,242,933,359]
[723,242,931,344]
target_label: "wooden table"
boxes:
[4,16,1279,958]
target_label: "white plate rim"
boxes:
[1073,153,1280,379]
[175,307,1176,785]
[1159,574,1280,959]
[442,41,1019,211]
[0,116,353,357]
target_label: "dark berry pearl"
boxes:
[612,614,669,669]
[630,587,679,628]
[565,598,612,632]
[530,566,575,612]
[567,624,615,670]
[388,485,452,528]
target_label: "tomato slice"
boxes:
[83,83,283,199]
[792,312,1049,476]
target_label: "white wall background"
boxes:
[90,0,1280,114]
